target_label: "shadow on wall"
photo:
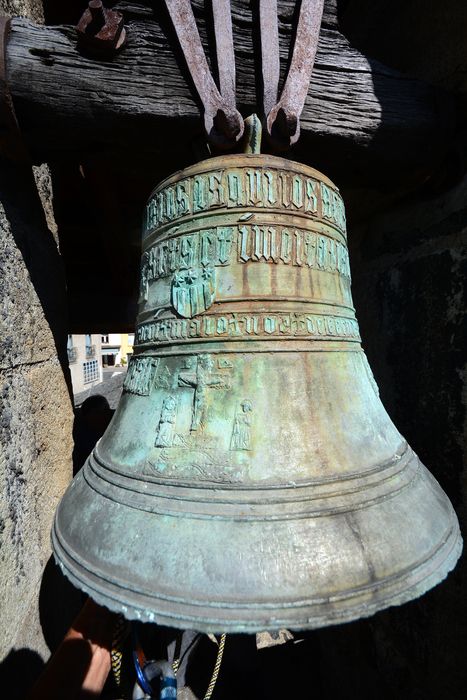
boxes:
[0,558,84,700]
[333,2,467,697]
[39,557,86,654]
[0,649,44,699]
[347,210,467,699]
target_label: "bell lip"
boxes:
[51,505,462,635]
[147,153,341,203]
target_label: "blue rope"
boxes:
[132,625,154,697]
[131,623,178,699]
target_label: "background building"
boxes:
[67,334,103,395]
[101,333,134,367]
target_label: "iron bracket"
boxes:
[165,0,244,149]
[76,0,127,57]
[264,0,324,149]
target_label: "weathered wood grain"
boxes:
[5,0,453,174]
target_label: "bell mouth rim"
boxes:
[148,153,340,202]
[52,509,462,634]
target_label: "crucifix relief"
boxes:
[178,354,232,431]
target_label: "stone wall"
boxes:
[0,161,75,687]
[0,0,42,21]
[0,0,75,691]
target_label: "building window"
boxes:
[101,334,109,343]
[67,335,77,363]
[83,360,99,384]
[85,334,95,358]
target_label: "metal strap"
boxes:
[264,0,324,148]
[165,0,244,148]
[165,0,324,151]
[259,0,280,119]
[211,0,236,108]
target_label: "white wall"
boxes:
[68,334,103,394]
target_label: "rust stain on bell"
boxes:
[52,150,462,632]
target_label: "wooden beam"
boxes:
[6,0,454,183]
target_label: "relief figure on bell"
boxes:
[139,251,150,302]
[178,355,231,432]
[155,395,177,447]
[171,265,216,318]
[124,357,159,396]
[230,400,253,451]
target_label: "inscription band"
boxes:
[137,312,360,345]
[141,226,351,289]
[145,167,346,236]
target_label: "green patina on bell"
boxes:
[52,125,462,632]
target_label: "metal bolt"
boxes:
[89,0,105,23]
[76,0,126,56]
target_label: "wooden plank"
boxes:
[5,0,453,177]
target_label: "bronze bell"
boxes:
[52,151,462,632]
